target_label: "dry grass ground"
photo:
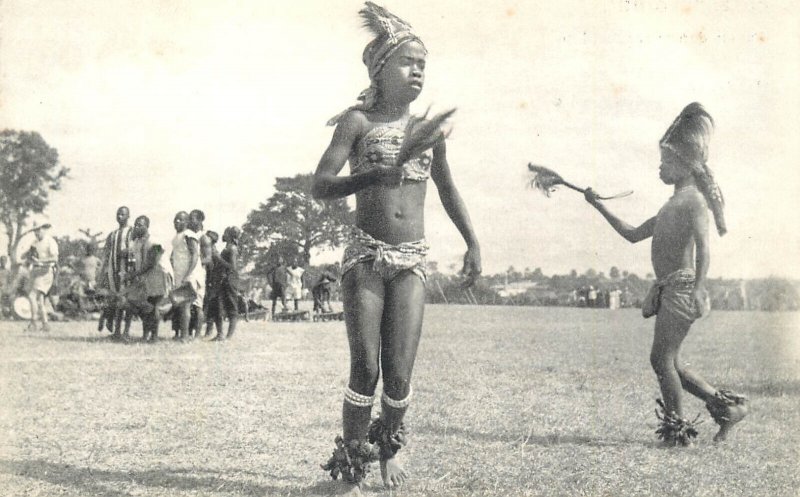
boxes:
[0,305,798,497]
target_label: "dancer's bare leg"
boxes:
[328,265,384,495]
[377,271,425,488]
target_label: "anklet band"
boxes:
[344,387,375,407]
[382,386,412,408]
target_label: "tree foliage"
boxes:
[241,174,352,275]
[0,130,68,264]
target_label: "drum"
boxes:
[12,296,32,320]
[12,295,55,320]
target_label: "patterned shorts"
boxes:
[342,228,428,283]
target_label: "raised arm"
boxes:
[584,188,655,243]
[430,139,481,286]
[312,111,402,199]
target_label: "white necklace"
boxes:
[674,185,695,196]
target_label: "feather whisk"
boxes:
[527,163,633,200]
[396,108,455,166]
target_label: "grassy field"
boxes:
[0,305,798,497]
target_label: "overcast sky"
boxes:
[1,0,798,279]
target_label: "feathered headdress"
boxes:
[660,102,714,165]
[328,2,426,126]
[660,102,727,236]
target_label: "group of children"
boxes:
[96,207,242,343]
[313,3,748,494]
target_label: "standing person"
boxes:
[267,256,288,318]
[25,223,59,332]
[126,215,172,342]
[207,227,242,341]
[312,272,335,314]
[587,285,597,307]
[187,209,212,338]
[203,230,220,338]
[169,211,201,341]
[583,103,747,445]
[80,244,102,291]
[313,3,481,492]
[285,258,305,311]
[99,206,133,337]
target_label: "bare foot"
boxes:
[707,391,749,443]
[380,456,408,489]
[712,403,748,442]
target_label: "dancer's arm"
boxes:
[584,188,655,243]
[312,111,402,199]
[690,196,710,316]
[430,140,481,287]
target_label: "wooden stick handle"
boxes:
[560,181,585,194]
[561,180,632,200]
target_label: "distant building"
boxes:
[491,280,540,298]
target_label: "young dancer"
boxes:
[314,2,481,492]
[584,103,747,445]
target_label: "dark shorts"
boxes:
[207,290,239,320]
[270,284,285,300]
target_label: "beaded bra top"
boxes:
[351,125,432,182]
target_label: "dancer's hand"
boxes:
[584,187,601,206]
[460,246,482,288]
[693,286,709,318]
[373,164,403,188]
[396,108,454,166]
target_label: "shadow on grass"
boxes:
[415,423,648,448]
[21,334,177,344]
[22,334,122,343]
[0,458,342,496]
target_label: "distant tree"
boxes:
[747,277,799,311]
[609,266,620,279]
[54,236,87,266]
[0,130,68,265]
[506,266,522,282]
[532,267,545,281]
[570,269,578,278]
[78,227,105,251]
[584,268,597,279]
[249,239,302,278]
[241,174,352,269]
